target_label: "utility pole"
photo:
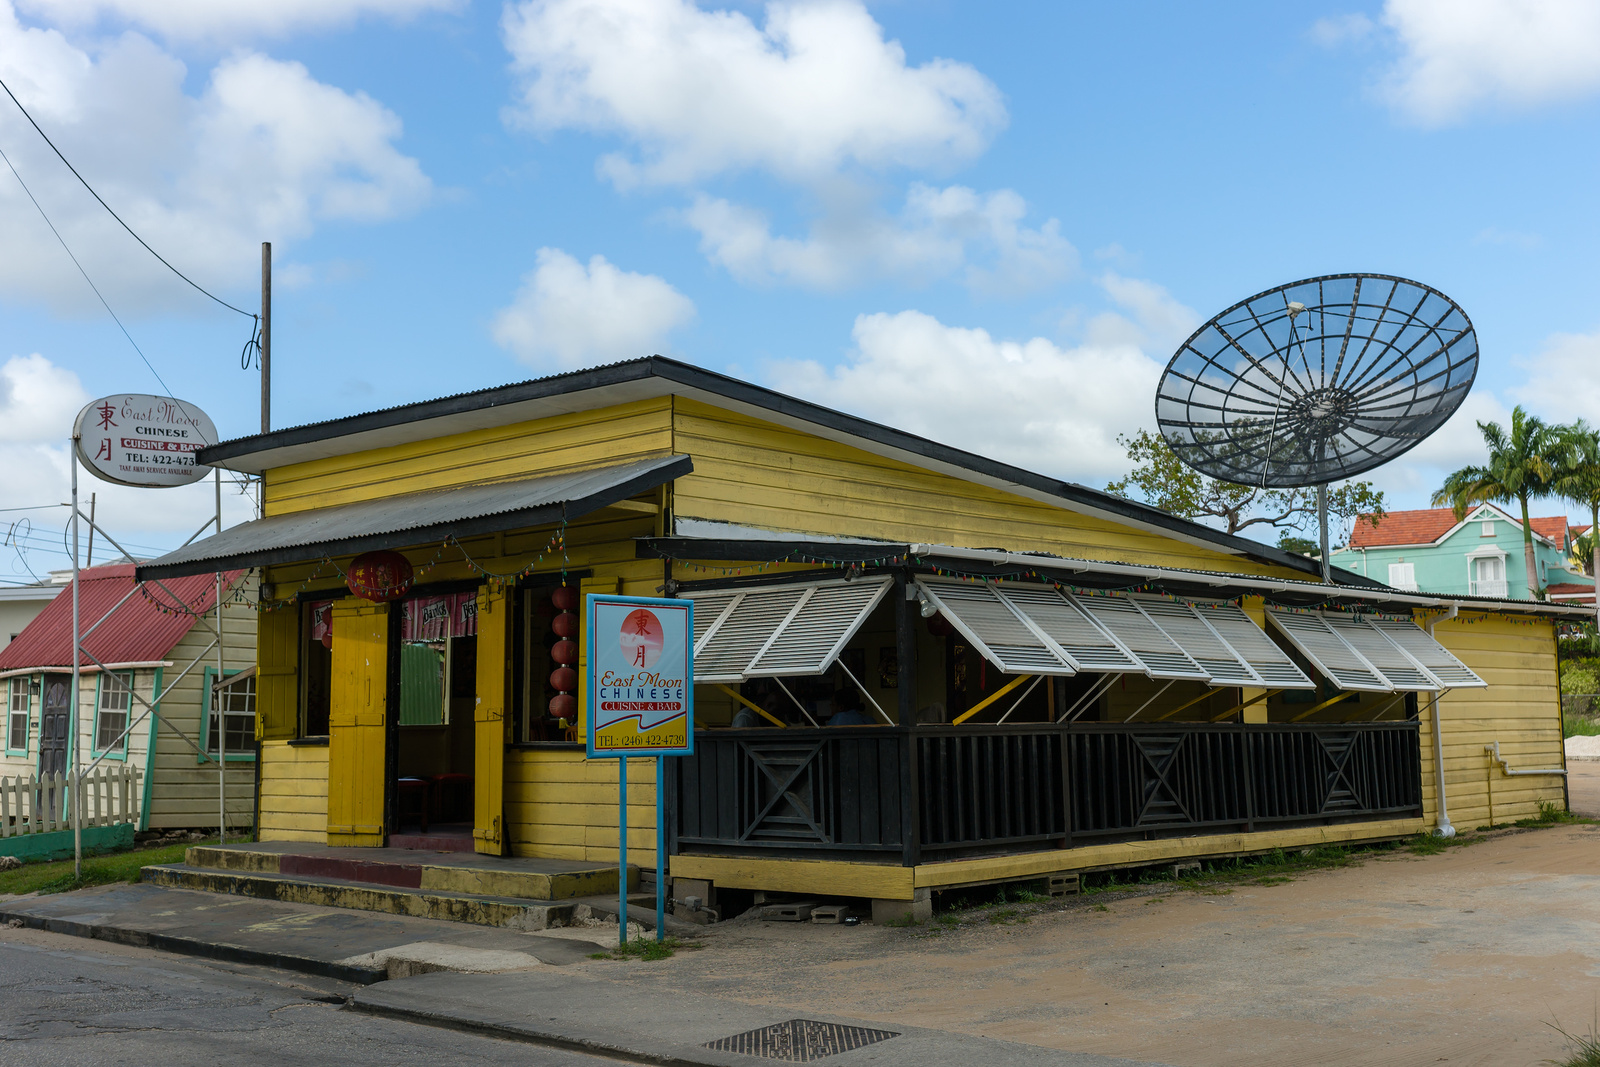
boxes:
[261,242,271,434]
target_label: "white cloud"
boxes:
[1367,0,1600,124]
[686,182,1074,292]
[491,248,695,368]
[1310,12,1374,46]
[0,351,87,441]
[1509,326,1600,424]
[501,0,1005,188]
[0,2,430,313]
[1089,272,1199,352]
[767,309,1162,482]
[14,0,459,43]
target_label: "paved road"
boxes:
[0,927,630,1067]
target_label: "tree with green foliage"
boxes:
[1554,421,1600,577]
[1106,429,1386,541]
[1432,406,1564,601]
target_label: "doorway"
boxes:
[38,674,70,819]
[390,590,477,849]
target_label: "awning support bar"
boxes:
[771,677,821,728]
[953,674,1033,725]
[1124,679,1177,722]
[997,675,1045,724]
[1060,673,1120,723]
[716,684,787,729]
[1290,690,1358,722]
[834,657,893,726]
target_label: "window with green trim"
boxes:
[207,669,256,758]
[7,676,29,753]
[95,672,132,756]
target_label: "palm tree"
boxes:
[1432,406,1564,600]
[1554,421,1600,617]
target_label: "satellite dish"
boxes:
[1155,273,1478,581]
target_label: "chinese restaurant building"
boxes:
[137,358,1581,916]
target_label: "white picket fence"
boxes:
[0,766,141,837]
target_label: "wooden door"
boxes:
[37,675,71,820]
[473,586,508,855]
[326,600,389,846]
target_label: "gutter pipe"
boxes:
[1423,605,1458,838]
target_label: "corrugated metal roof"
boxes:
[137,455,692,581]
[0,563,240,672]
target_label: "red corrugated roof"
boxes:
[1348,506,1570,548]
[1547,583,1595,602]
[1348,508,1458,548]
[1531,516,1571,544]
[0,564,243,672]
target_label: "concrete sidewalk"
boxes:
[351,968,1173,1067]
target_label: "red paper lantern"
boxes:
[551,611,578,638]
[549,666,577,692]
[549,693,577,720]
[346,550,414,602]
[926,613,954,638]
[550,639,578,666]
[551,585,579,611]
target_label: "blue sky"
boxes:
[2,0,1599,581]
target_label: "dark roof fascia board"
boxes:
[198,356,1340,582]
[136,455,691,582]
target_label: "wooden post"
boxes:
[895,572,921,867]
[260,242,271,434]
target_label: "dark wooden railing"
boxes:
[670,722,1422,864]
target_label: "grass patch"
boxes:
[1565,714,1600,738]
[1547,1013,1600,1066]
[592,936,695,961]
[0,837,215,898]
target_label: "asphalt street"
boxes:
[0,927,634,1067]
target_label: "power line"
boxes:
[0,76,257,322]
[0,139,179,400]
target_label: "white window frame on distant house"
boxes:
[6,676,30,756]
[1387,562,1417,591]
[93,671,132,759]
[1480,520,1495,537]
[1466,548,1509,598]
[202,667,257,763]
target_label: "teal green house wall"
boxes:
[1331,504,1592,599]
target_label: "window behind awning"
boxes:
[685,578,893,683]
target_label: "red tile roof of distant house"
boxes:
[1547,583,1596,602]
[1348,506,1569,549]
[0,564,243,672]
[1575,524,1593,538]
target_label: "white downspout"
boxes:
[1425,605,1459,837]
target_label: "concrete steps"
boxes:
[141,863,579,930]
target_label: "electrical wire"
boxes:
[0,76,256,322]
[0,139,180,401]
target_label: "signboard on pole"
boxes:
[73,394,216,489]
[586,594,694,758]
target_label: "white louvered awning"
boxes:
[1133,596,1270,687]
[685,577,892,683]
[1266,608,1393,692]
[992,584,1141,673]
[1069,593,1209,680]
[1321,612,1440,692]
[915,579,1078,675]
[1365,616,1487,689]
[1188,601,1316,689]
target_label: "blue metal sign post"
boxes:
[586,594,693,946]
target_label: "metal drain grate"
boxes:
[702,1019,900,1062]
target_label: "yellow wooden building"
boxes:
[137,358,1580,919]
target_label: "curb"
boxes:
[0,906,387,985]
[345,996,722,1067]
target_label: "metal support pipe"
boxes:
[1484,740,1568,778]
[1124,679,1177,722]
[70,445,81,878]
[215,468,225,844]
[1425,605,1458,837]
[1060,673,1120,723]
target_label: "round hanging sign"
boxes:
[73,394,217,489]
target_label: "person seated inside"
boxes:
[731,680,787,727]
[827,685,873,726]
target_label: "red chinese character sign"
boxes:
[73,394,217,488]
[586,594,693,758]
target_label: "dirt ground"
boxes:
[595,820,1600,1067]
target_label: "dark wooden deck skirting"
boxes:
[670,722,1423,866]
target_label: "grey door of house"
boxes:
[38,676,70,818]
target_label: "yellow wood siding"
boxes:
[668,397,1306,575]
[326,600,388,845]
[145,580,256,830]
[1420,615,1566,829]
[505,749,657,864]
[263,398,674,515]
[474,586,509,855]
[258,740,328,842]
